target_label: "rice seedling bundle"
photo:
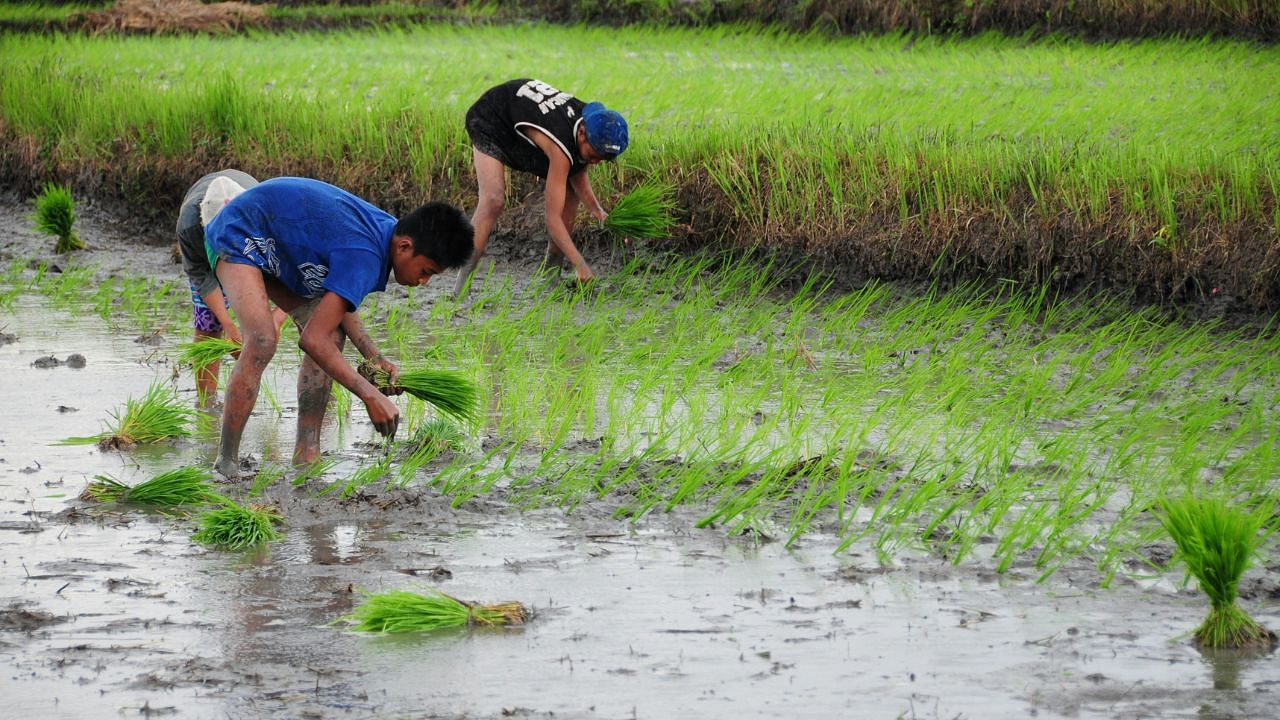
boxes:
[358,361,481,425]
[1158,492,1276,650]
[60,381,196,449]
[80,466,219,506]
[192,500,283,550]
[603,180,678,240]
[342,588,528,632]
[177,336,241,372]
[31,182,83,253]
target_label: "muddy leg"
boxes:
[293,319,347,467]
[214,263,279,477]
[455,148,505,299]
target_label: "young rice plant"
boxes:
[31,181,82,253]
[60,381,196,450]
[340,588,528,633]
[177,335,241,373]
[358,361,482,426]
[192,499,284,550]
[1158,492,1276,650]
[81,465,219,507]
[604,180,679,240]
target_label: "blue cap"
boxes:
[582,102,628,158]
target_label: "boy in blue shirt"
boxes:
[204,177,473,477]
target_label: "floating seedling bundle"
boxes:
[604,180,678,240]
[357,360,481,425]
[60,381,196,450]
[1158,492,1277,650]
[81,466,218,507]
[192,499,283,550]
[341,588,528,632]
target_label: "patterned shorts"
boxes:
[189,280,229,333]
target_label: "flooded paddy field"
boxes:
[1,200,1277,719]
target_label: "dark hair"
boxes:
[394,201,474,269]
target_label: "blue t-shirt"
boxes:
[204,177,397,310]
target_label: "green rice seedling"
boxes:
[31,182,82,253]
[358,361,481,426]
[192,500,284,550]
[60,381,196,450]
[176,336,241,374]
[603,180,679,240]
[319,455,391,498]
[409,418,466,456]
[1157,492,1276,650]
[80,465,219,507]
[249,463,288,498]
[292,456,337,487]
[341,587,528,633]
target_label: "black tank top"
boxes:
[469,78,589,178]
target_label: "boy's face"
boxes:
[391,235,443,287]
[576,126,608,166]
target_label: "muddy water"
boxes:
[1,267,1276,716]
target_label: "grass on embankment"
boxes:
[2,25,1276,306]
[2,0,1274,41]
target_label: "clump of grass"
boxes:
[1157,492,1276,650]
[341,588,528,633]
[604,180,678,239]
[192,499,284,550]
[358,361,481,426]
[60,381,196,450]
[177,336,241,373]
[80,466,219,506]
[31,182,83,253]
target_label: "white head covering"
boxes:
[199,175,248,227]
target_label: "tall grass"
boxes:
[1,26,1275,302]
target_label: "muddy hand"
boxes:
[367,393,400,438]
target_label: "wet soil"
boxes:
[1,198,1277,719]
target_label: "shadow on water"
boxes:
[2,294,1277,719]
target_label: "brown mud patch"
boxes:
[75,0,268,36]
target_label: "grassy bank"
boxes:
[1,24,1277,307]
[4,0,1275,41]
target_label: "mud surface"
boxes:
[1,199,1276,719]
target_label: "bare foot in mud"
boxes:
[214,456,252,480]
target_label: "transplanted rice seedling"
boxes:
[358,361,481,426]
[60,381,196,450]
[340,588,528,633]
[603,180,678,240]
[80,465,219,507]
[1158,492,1277,650]
[31,181,82,253]
[192,499,283,550]
[177,336,241,373]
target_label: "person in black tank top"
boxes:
[457,78,629,297]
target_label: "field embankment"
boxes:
[4,0,1277,42]
[1,24,1277,309]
